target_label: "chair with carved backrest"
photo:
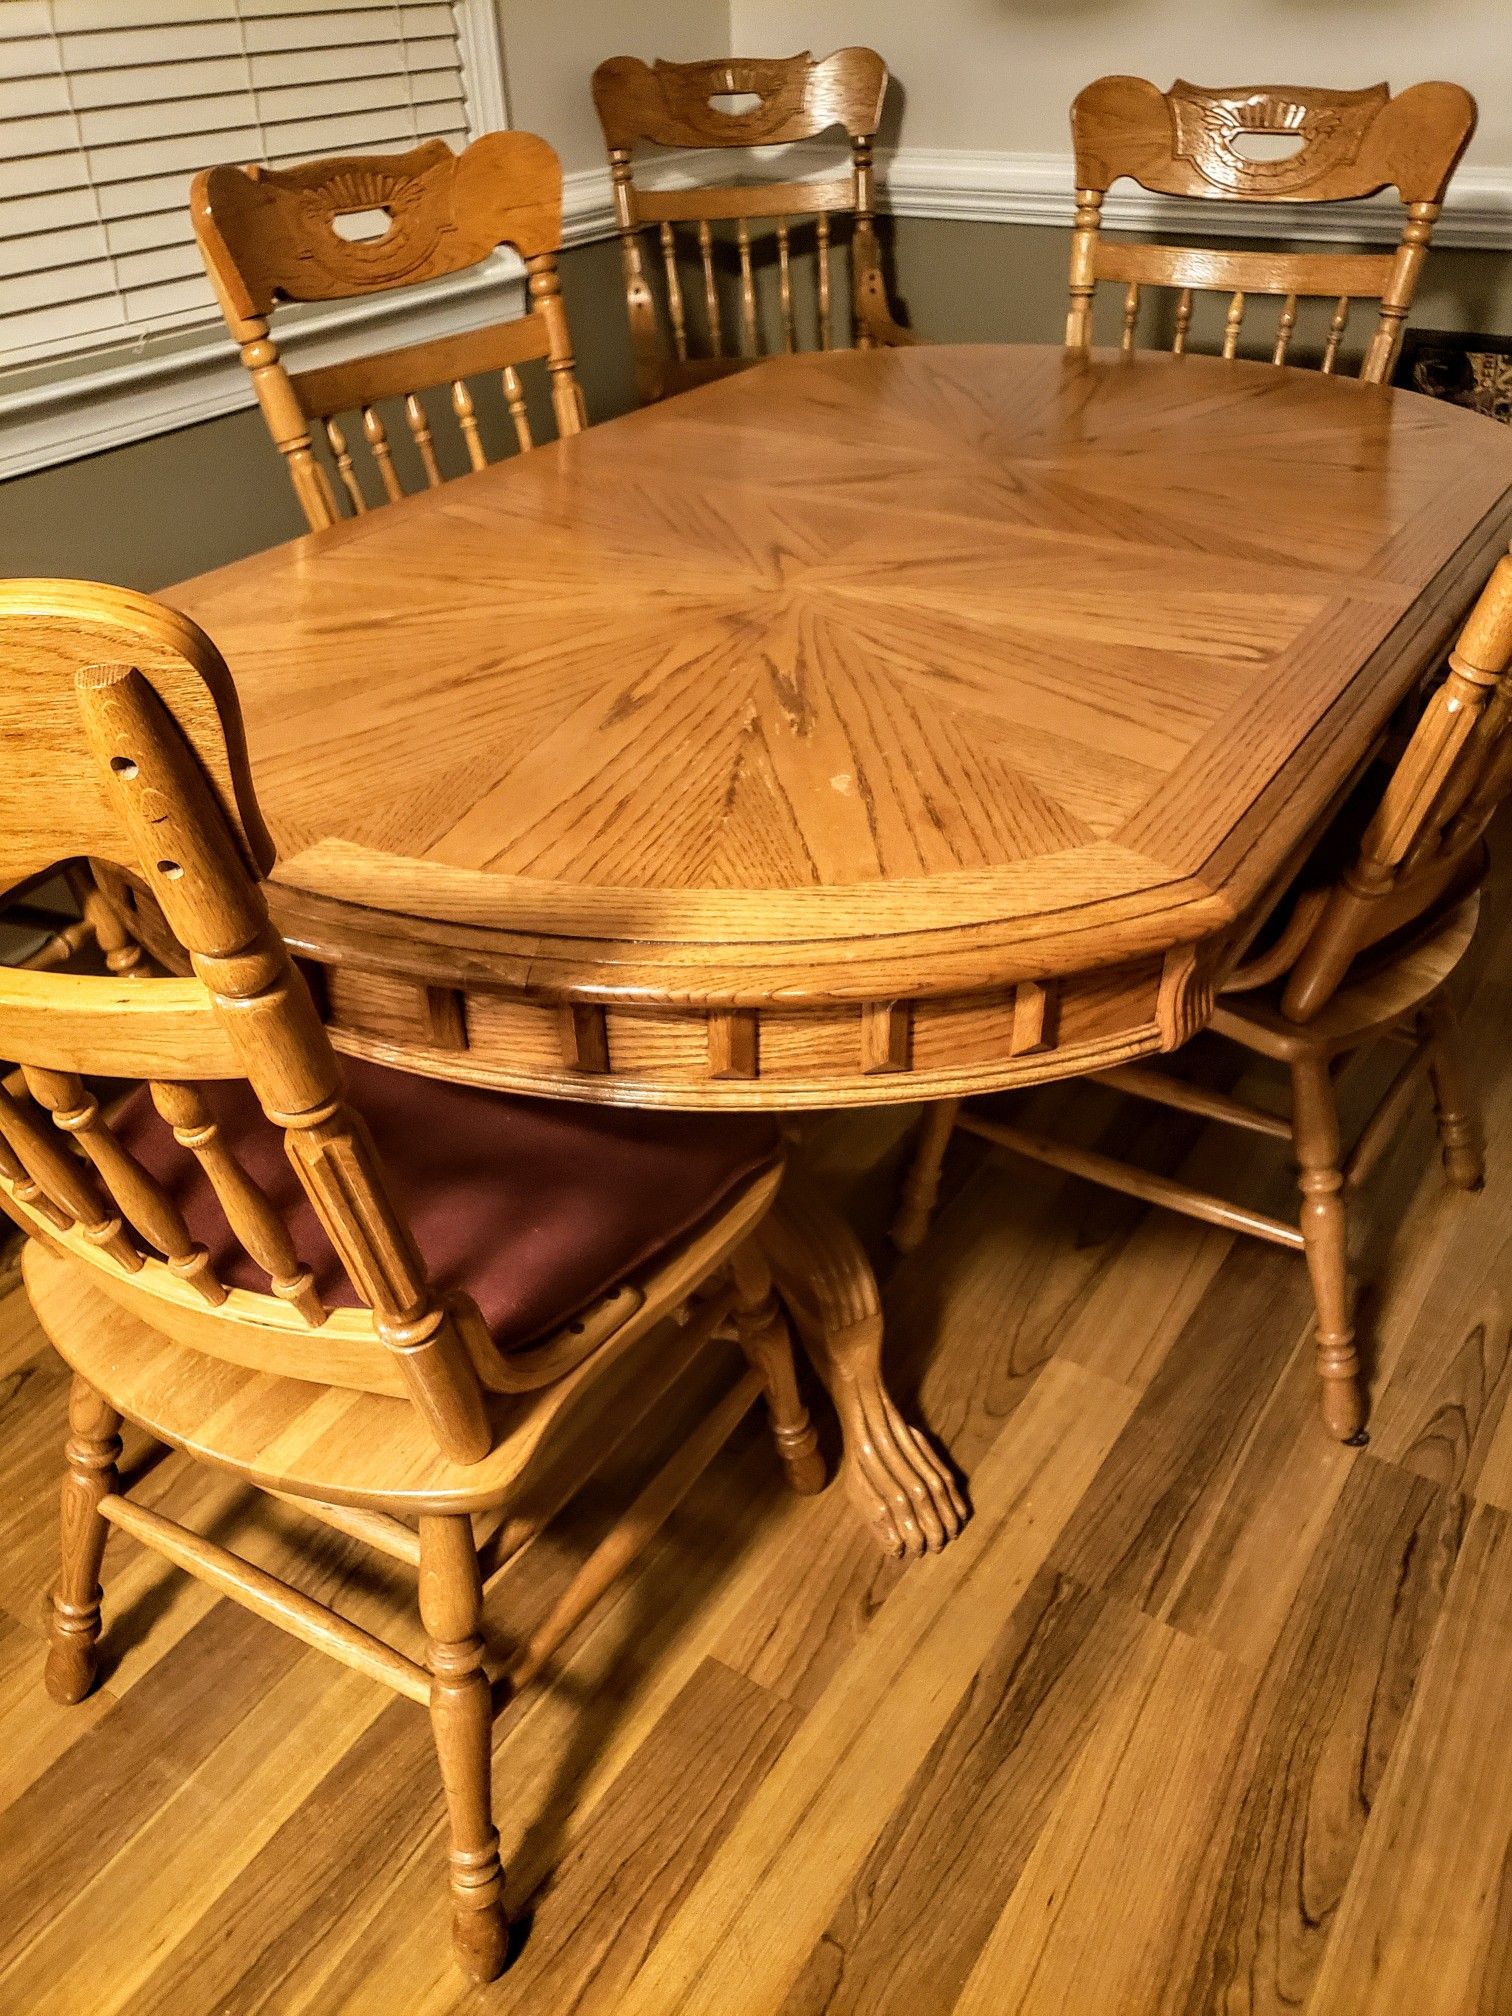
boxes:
[1065,77,1476,381]
[592,47,915,406]
[895,547,1512,1443]
[0,580,826,1982]
[191,131,587,532]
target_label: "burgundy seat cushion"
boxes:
[115,1056,780,1347]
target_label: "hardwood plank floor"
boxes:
[1,889,1509,2013]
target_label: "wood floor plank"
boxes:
[949,1622,1251,2016]
[493,1658,797,2016]
[611,1358,1140,2016]
[1170,1456,1467,2016]
[0,1601,302,1970]
[1049,1237,1317,1618]
[774,1567,1151,2016]
[0,1607,116,1809]
[1304,1501,1512,2016]
[1,1653,387,2016]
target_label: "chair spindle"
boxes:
[1222,290,1247,359]
[816,213,832,349]
[0,1114,70,1230]
[1172,288,1194,355]
[1273,293,1300,365]
[0,1076,142,1272]
[1321,296,1351,373]
[451,380,488,473]
[361,406,405,504]
[22,1067,224,1303]
[501,367,533,452]
[1121,283,1140,353]
[736,217,758,356]
[658,222,689,362]
[696,220,721,356]
[148,1082,326,1326]
[404,395,443,488]
[776,217,796,352]
[324,418,366,515]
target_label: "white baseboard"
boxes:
[880,147,1512,249]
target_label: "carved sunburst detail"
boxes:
[1168,81,1388,196]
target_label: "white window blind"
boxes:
[1,0,486,369]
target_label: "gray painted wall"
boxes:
[2,222,1509,594]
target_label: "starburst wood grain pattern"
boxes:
[1,849,1510,2010]
[1067,78,1476,382]
[191,132,586,532]
[592,48,914,405]
[165,345,1512,1112]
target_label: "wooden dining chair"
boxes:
[895,546,1512,1443]
[591,47,915,405]
[1,866,143,987]
[191,131,587,532]
[0,579,825,1983]
[1065,77,1476,381]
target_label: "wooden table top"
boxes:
[171,344,1512,1107]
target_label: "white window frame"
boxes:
[0,0,519,479]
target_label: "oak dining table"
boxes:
[165,341,1512,1557]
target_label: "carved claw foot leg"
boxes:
[761,1178,968,1558]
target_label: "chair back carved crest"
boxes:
[591,48,908,403]
[1066,76,1476,381]
[1281,549,1512,1018]
[0,581,496,1463]
[192,132,587,531]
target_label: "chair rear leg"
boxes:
[46,1375,122,1705]
[418,1515,508,1983]
[891,1099,961,1252]
[1290,1056,1367,1444]
[1424,998,1485,1191]
[731,1243,826,1495]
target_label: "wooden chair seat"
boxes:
[23,1220,763,1516]
[1213,891,1481,1057]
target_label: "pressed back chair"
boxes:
[191,131,587,532]
[1066,77,1476,381]
[0,580,825,1982]
[895,547,1512,1443]
[592,47,915,405]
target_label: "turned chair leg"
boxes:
[731,1243,826,1496]
[891,1098,961,1252]
[1423,998,1485,1191]
[1290,1056,1367,1445]
[418,1515,508,1983]
[46,1375,122,1705]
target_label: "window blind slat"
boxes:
[1,0,479,369]
[0,186,99,241]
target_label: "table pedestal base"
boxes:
[761,1177,968,1558]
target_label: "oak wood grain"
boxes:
[164,346,1512,1110]
[1067,78,1476,381]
